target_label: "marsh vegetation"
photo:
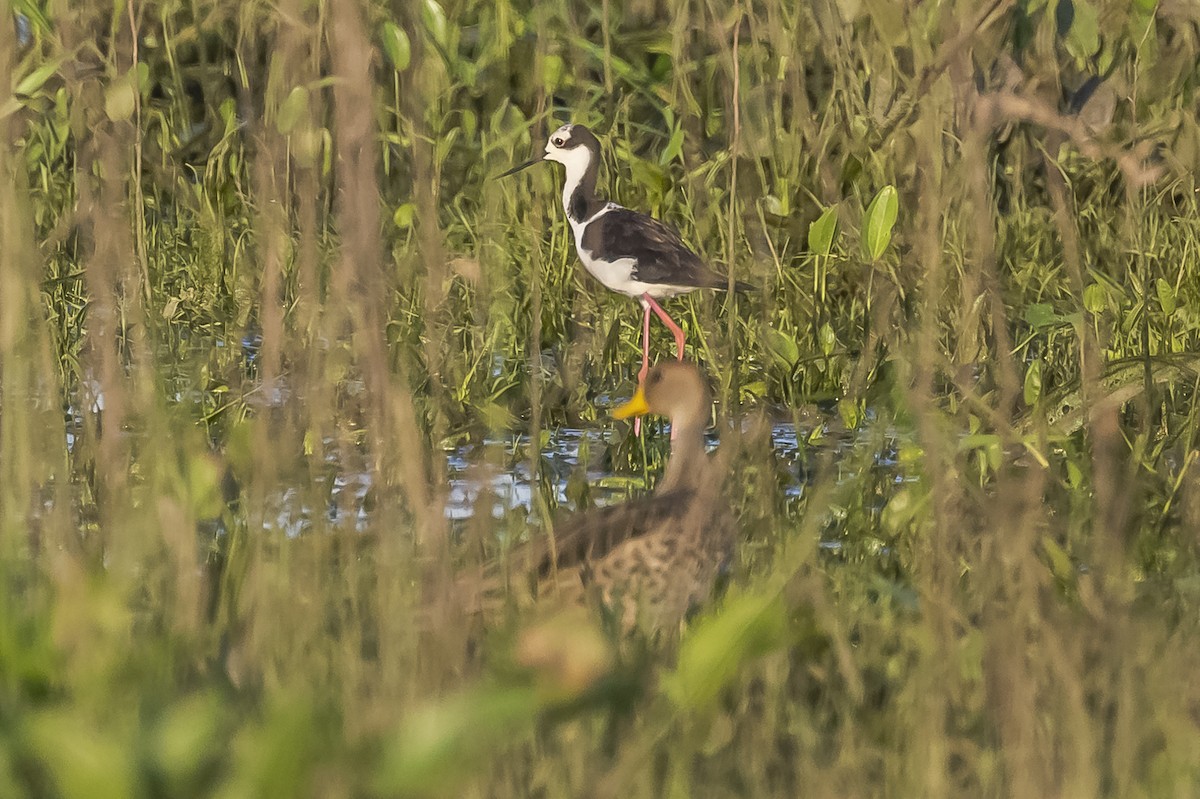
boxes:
[3,0,1200,796]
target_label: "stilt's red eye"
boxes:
[552,137,565,146]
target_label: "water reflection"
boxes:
[55,356,907,541]
[440,412,887,522]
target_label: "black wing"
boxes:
[583,208,731,289]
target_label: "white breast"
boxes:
[562,204,635,297]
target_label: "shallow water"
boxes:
[56,342,909,541]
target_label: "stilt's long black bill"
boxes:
[495,157,542,178]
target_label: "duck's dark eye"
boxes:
[552,137,565,147]
[648,371,663,386]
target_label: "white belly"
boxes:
[577,250,640,296]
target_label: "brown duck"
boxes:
[465,361,736,631]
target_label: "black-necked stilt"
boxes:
[499,123,751,388]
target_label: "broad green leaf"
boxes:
[627,155,666,197]
[861,185,898,261]
[808,205,839,256]
[380,21,411,70]
[29,711,135,799]
[104,70,137,121]
[1156,278,1176,316]
[15,56,67,97]
[818,322,837,356]
[421,0,449,48]
[375,686,539,795]
[477,401,513,430]
[882,486,922,534]
[277,86,309,134]
[393,202,416,228]
[1041,536,1075,583]
[1023,358,1043,406]
[838,397,861,429]
[1065,0,1100,60]
[297,126,325,168]
[765,329,800,369]
[664,590,787,711]
[741,380,767,399]
[659,125,684,165]
[218,97,239,133]
[153,694,225,792]
[1023,302,1060,329]
[187,452,226,520]
[541,54,564,92]
[1082,283,1107,313]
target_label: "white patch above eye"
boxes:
[545,124,573,151]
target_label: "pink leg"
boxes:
[642,293,686,361]
[634,302,652,436]
[638,300,651,384]
[641,294,685,442]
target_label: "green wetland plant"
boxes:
[1,0,1200,796]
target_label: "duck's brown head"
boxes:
[613,362,711,431]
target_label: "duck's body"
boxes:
[465,362,734,630]
[500,125,750,387]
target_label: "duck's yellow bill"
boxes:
[612,387,650,420]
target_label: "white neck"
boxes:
[556,146,593,218]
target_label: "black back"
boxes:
[582,208,751,290]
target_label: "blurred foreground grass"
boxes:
[2,0,1200,796]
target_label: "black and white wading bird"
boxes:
[499,124,751,393]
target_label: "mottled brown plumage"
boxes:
[463,362,735,631]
